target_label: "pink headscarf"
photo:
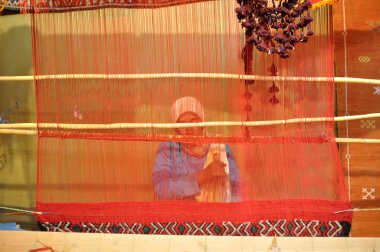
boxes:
[170,96,204,123]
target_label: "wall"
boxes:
[333,0,380,236]
[0,14,37,230]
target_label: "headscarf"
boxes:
[170,96,204,123]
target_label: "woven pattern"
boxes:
[38,220,351,236]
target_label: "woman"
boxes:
[152,97,241,202]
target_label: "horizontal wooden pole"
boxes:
[335,138,380,144]
[0,74,379,85]
[1,113,379,130]
[0,129,37,135]
[0,73,335,82]
[334,77,380,85]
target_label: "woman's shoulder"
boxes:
[218,143,232,153]
[224,144,235,157]
[157,142,180,151]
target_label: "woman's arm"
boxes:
[152,142,176,200]
[226,145,242,202]
[153,142,197,200]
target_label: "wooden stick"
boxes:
[335,207,380,214]
[333,112,380,122]
[0,129,37,135]
[335,138,380,144]
[0,73,333,82]
[1,113,379,130]
[0,206,42,215]
[0,74,379,85]
[335,77,380,85]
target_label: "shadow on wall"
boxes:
[0,17,38,230]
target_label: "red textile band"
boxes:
[36,200,352,224]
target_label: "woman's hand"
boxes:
[197,160,227,186]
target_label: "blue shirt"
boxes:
[152,142,241,201]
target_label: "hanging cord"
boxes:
[341,0,351,201]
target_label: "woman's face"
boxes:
[176,111,204,136]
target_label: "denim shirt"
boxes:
[152,142,240,202]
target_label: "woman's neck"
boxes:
[181,143,208,158]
